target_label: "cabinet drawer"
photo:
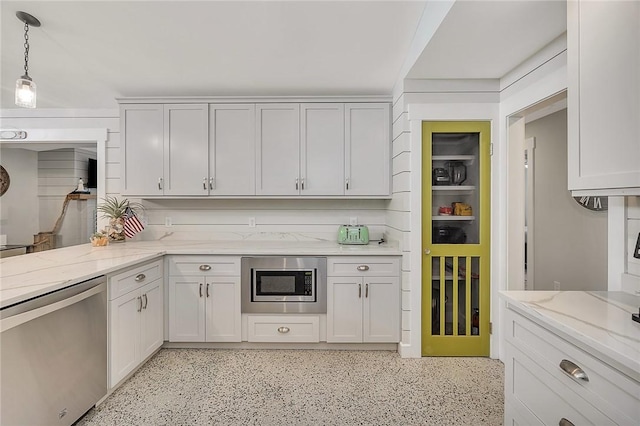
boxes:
[247,315,319,343]
[327,256,400,276]
[505,307,640,424]
[169,255,240,276]
[505,342,615,426]
[109,259,163,300]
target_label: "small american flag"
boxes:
[123,206,144,238]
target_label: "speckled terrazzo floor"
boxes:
[76,349,504,426]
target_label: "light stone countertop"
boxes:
[500,290,640,382]
[0,239,401,309]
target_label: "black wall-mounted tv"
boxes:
[87,158,97,188]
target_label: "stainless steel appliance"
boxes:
[241,257,326,313]
[1,276,107,426]
[337,225,369,245]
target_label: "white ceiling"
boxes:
[0,1,567,110]
[408,0,567,79]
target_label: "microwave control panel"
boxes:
[304,272,313,295]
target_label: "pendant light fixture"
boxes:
[15,11,41,109]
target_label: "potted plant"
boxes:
[97,196,144,242]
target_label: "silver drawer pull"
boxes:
[199,265,212,271]
[134,273,146,282]
[559,418,575,426]
[277,326,290,334]
[357,265,369,271]
[559,359,589,382]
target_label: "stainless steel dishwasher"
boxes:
[1,275,107,425]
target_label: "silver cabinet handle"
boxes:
[143,293,148,309]
[346,178,350,190]
[206,283,210,298]
[277,326,290,334]
[199,283,203,298]
[358,283,362,298]
[134,273,146,282]
[424,249,431,255]
[301,178,305,190]
[365,283,369,298]
[199,265,212,271]
[295,178,299,190]
[559,418,575,426]
[203,178,207,189]
[559,359,589,382]
[158,177,163,190]
[137,296,142,312]
[357,265,369,271]
[209,177,214,190]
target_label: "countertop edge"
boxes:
[500,291,640,383]
[0,251,165,309]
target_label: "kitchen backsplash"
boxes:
[135,198,387,243]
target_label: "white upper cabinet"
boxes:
[121,103,209,196]
[163,104,209,196]
[345,104,391,196]
[120,99,391,198]
[568,0,640,194]
[209,104,256,195]
[256,104,300,195]
[121,104,164,196]
[300,103,345,196]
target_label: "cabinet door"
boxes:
[344,103,390,196]
[168,277,205,342]
[300,104,345,195]
[326,277,363,343]
[120,104,164,196]
[163,104,209,196]
[568,1,640,192]
[205,277,241,342]
[109,290,141,386]
[139,280,164,360]
[209,104,256,195]
[363,276,400,343]
[256,104,300,195]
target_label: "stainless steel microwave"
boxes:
[241,257,327,314]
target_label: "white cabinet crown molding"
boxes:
[117,95,392,104]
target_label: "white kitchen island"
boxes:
[500,291,640,425]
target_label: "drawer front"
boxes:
[169,255,240,276]
[327,256,400,277]
[505,307,640,424]
[109,259,163,300]
[247,315,319,343]
[505,342,616,426]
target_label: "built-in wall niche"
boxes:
[0,128,107,250]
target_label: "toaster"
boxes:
[338,225,369,245]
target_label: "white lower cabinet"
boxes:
[326,257,400,343]
[504,306,640,426]
[109,260,164,388]
[168,256,241,342]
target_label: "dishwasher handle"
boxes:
[1,278,106,333]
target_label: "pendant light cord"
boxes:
[23,22,30,78]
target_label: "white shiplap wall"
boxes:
[38,148,96,247]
